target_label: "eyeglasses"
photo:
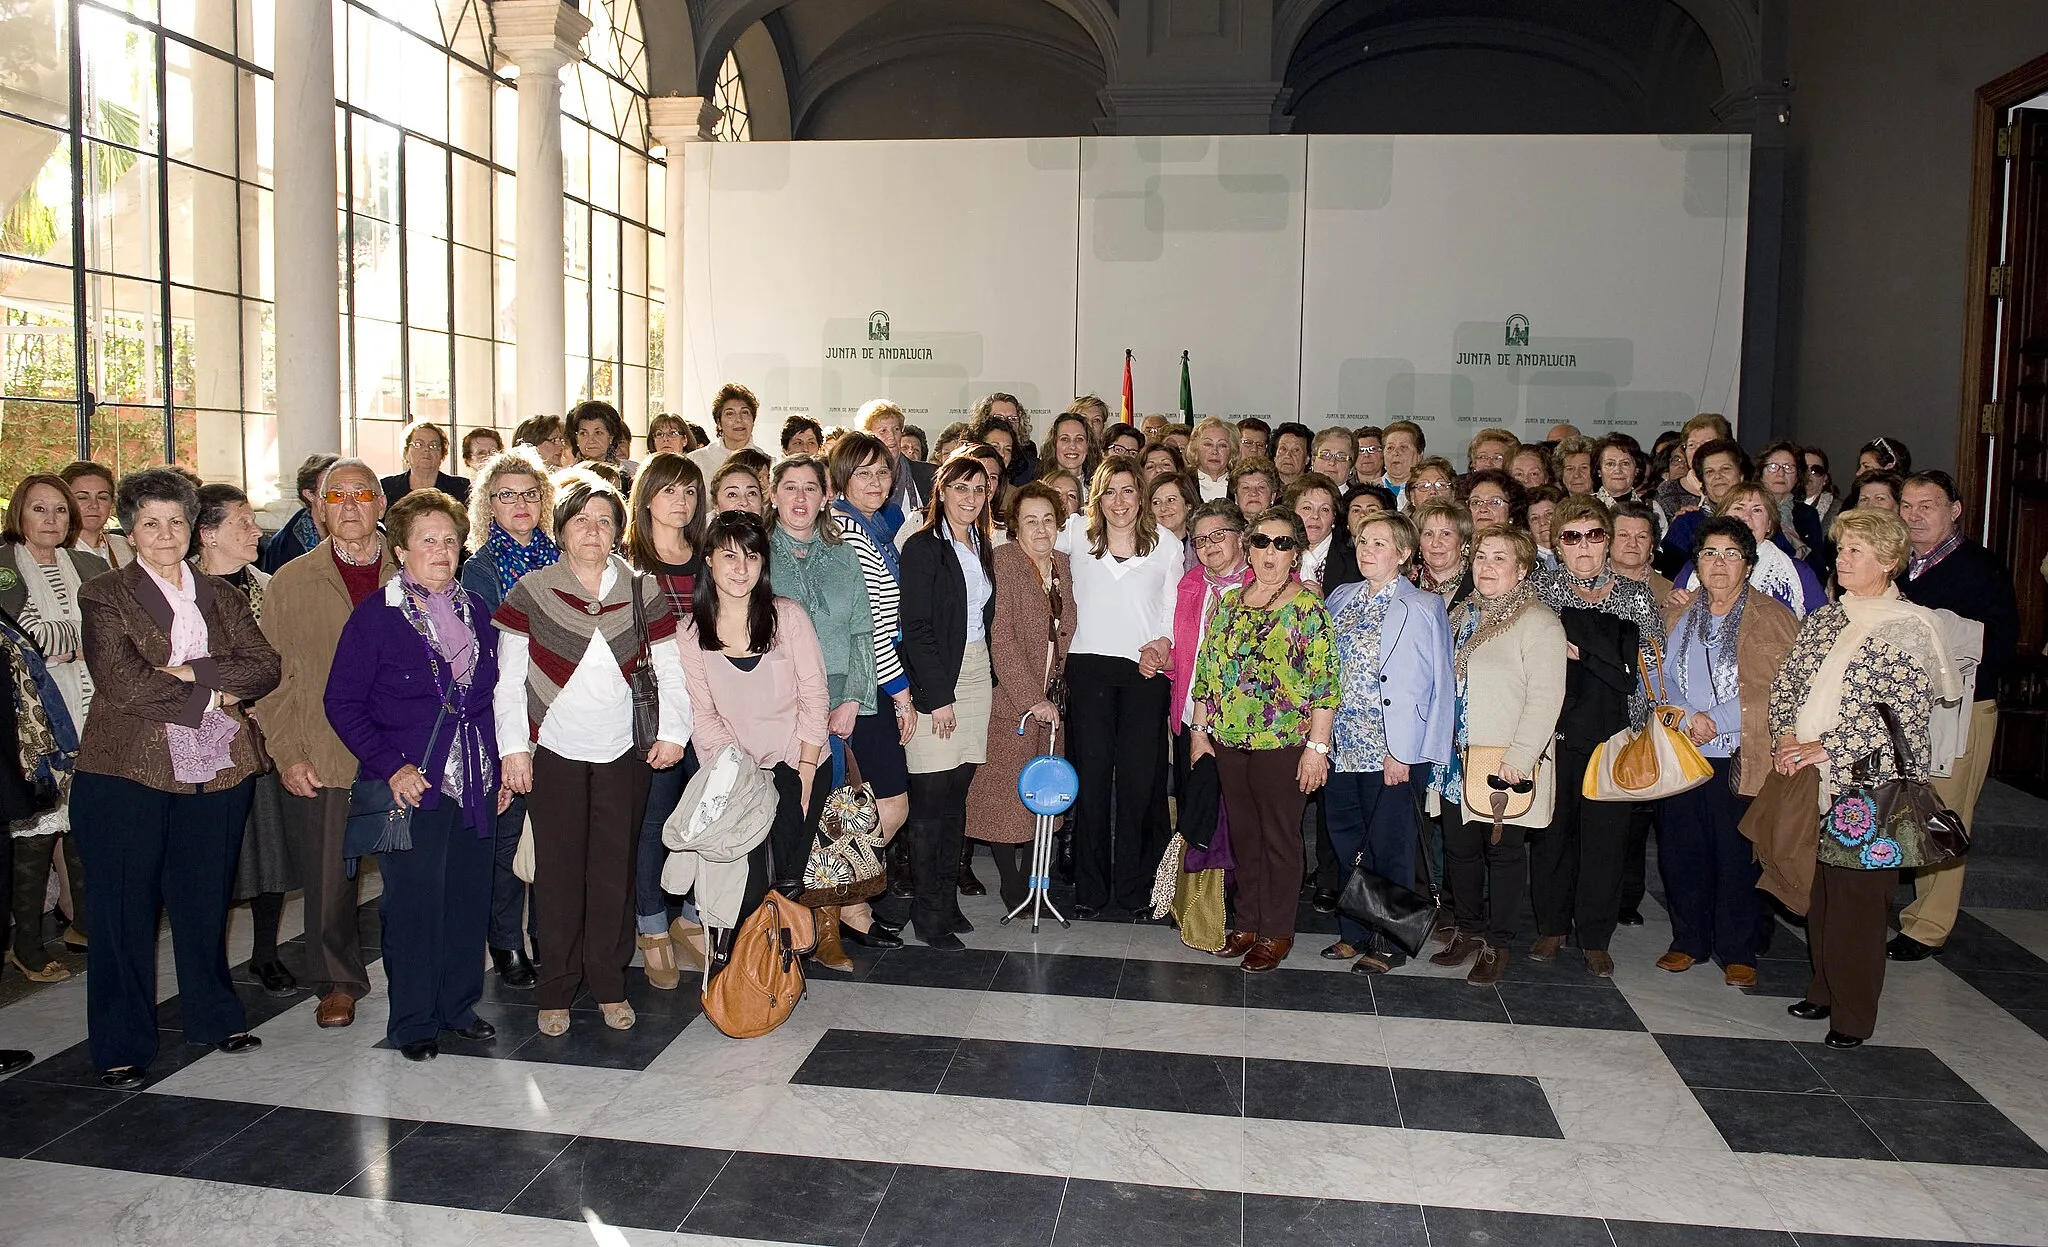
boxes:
[1247,533,1300,551]
[323,487,377,505]
[1698,547,1748,562]
[1487,773,1535,794]
[1558,528,1608,546]
[406,440,444,453]
[492,487,543,505]
[1762,462,1799,476]
[1191,529,1241,549]
[1314,450,1350,465]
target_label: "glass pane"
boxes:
[589,133,618,213]
[184,406,243,484]
[621,291,645,368]
[408,326,448,422]
[2,284,78,399]
[401,31,449,142]
[248,298,275,411]
[244,0,276,73]
[165,43,238,175]
[248,72,274,187]
[452,244,489,337]
[648,300,663,374]
[492,81,517,172]
[494,340,515,429]
[405,137,448,237]
[90,402,169,475]
[564,206,588,282]
[82,143,161,279]
[350,114,400,222]
[619,362,644,431]
[85,274,165,402]
[240,183,274,300]
[405,230,448,331]
[0,397,78,478]
[167,162,241,293]
[561,117,587,200]
[454,332,490,429]
[647,159,663,235]
[171,285,240,411]
[493,254,514,340]
[451,153,489,249]
[647,231,663,301]
[240,410,280,504]
[566,354,589,407]
[162,0,236,48]
[1,132,71,267]
[565,276,588,360]
[621,221,645,298]
[81,8,159,151]
[349,215,400,321]
[591,213,618,356]
[0,0,71,127]
[448,0,487,64]
[493,169,515,256]
[352,316,402,421]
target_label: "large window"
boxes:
[713,51,749,142]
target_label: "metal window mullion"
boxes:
[343,107,358,444]
[396,132,410,414]
[157,20,174,461]
[68,0,90,457]
[443,142,456,430]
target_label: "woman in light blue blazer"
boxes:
[1321,511,1457,973]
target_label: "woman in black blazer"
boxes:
[896,453,998,949]
[380,419,473,508]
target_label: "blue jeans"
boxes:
[1324,765,1430,954]
[635,746,698,935]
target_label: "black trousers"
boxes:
[734,763,829,924]
[1656,757,1763,967]
[378,799,491,1046]
[1066,654,1171,912]
[1325,768,1427,953]
[906,764,975,939]
[1530,746,1632,950]
[73,772,255,1072]
[1444,803,1529,946]
[1622,800,1655,913]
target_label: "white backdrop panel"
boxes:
[1299,134,1749,446]
[676,138,1082,431]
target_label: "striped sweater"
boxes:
[832,514,909,699]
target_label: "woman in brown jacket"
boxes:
[965,483,1075,910]
[1653,516,1797,986]
[71,468,281,1088]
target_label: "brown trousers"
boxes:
[1214,744,1306,941]
[282,786,368,998]
[526,746,651,1010]
[1804,861,1895,1040]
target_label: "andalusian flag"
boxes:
[1120,349,1134,423]
[1179,351,1194,426]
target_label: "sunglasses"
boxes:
[1558,528,1608,546]
[323,487,377,504]
[1247,533,1301,552]
[1487,774,1535,794]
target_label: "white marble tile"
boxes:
[641,1013,830,1083]
[965,989,1113,1048]
[1100,999,1244,1058]
[1239,1118,1416,1203]
[1910,1160,2048,1247]
[1736,1152,1970,1242]
[1066,1104,1242,1191]
[1540,1074,1729,1151]
[294,1048,636,1135]
[896,1093,1089,1177]
[581,1072,784,1151]
[1403,1132,1780,1229]
[1375,1015,1525,1074]
[1518,1027,1674,1080]
[461,1211,681,1247]
[1243,1006,1385,1067]
[797,979,981,1036]
[739,1083,932,1158]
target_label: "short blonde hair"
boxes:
[1831,506,1910,577]
[1466,427,1519,469]
[1548,493,1612,548]
[1473,522,1538,575]
[858,399,905,432]
[1410,497,1473,546]
[467,446,556,551]
[1353,509,1420,567]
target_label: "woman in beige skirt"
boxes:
[898,452,998,949]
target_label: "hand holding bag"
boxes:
[1583,638,1713,802]
[1462,745,1537,822]
[1336,778,1439,957]
[627,573,661,757]
[342,701,448,878]
[1818,704,1968,871]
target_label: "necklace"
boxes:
[1245,578,1289,611]
[333,536,382,567]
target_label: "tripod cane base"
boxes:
[999,814,1073,932]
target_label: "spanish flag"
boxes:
[1120,349,1134,423]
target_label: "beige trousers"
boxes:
[1898,699,1999,947]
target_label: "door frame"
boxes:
[1953,51,2048,533]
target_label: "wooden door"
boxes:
[1995,109,2048,658]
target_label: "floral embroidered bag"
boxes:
[1818,704,1968,871]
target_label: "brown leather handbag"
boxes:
[700,890,817,1039]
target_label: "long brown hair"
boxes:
[624,452,707,570]
[1086,453,1157,559]
[915,450,994,580]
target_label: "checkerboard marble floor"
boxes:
[5,876,2048,1247]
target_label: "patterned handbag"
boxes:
[1818,705,1968,872]
[800,782,888,906]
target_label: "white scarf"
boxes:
[9,544,92,725]
[1793,586,1963,810]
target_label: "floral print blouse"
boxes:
[1331,578,1395,772]
[1767,603,1933,790]
[1190,584,1339,751]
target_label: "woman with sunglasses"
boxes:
[1531,496,1660,979]
[1189,507,1339,972]
[1801,447,1840,527]
[1428,525,1565,986]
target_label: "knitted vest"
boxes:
[492,555,675,741]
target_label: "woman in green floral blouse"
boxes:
[1190,506,1339,973]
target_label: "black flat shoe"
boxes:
[951,916,975,934]
[216,1033,262,1055]
[957,864,987,897]
[252,957,298,998]
[400,1039,439,1061]
[1823,1030,1864,1049]
[99,1065,146,1089]
[1617,908,1645,926]
[1311,889,1340,914]
[1074,905,1102,920]
[1886,932,1943,962]
[922,932,965,951]
[1787,1000,1832,1021]
[0,1049,33,1075]
[491,947,537,989]
[840,922,902,949]
[449,1018,497,1041]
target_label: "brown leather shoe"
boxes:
[808,906,854,973]
[1430,911,1456,945]
[1241,936,1293,973]
[1529,935,1565,962]
[1430,932,1481,968]
[315,991,355,1028]
[1656,951,1697,973]
[1583,949,1614,978]
[1215,930,1257,959]
[1466,941,1506,986]
[1724,963,1758,988]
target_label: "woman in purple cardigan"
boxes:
[325,489,505,1061]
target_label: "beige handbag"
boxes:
[1461,745,1537,820]
[1583,638,1713,802]
[512,820,536,883]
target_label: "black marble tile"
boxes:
[866,946,1006,991]
[1792,1042,1985,1103]
[1935,911,2048,974]
[2011,1008,2048,1043]
[939,1037,1098,1106]
[1655,1034,1831,1094]
[1756,917,1808,961]
[507,1007,695,1071]
[1847,1096,2048,1168]
[1053,1178,1242,1247]
[1369,975,1510,1025]
[1391,1068,1561,1138]
[864,1163,1067,1247]
[1090,1047,1243,1116]
[505,1135,731,1230]
[14,1031,215,1091]
[1243,1194,1427,1247]
[0,1079,130,1158]
[1790,1235,1977,1247]
[1243,967,1377,1015]
[793,1029,961,1094]
[1496,982,1645,1031]
[1244,1057,1399,1129]
[1115,958,1245,1008]
[1738,956,1815,999]
[1951,968,2048,1012]
[1420,1204,1611,1246]
[1690,1089,1893,1160]
[1608,1219,1796,1245]
[992,951,1125,1000]
[1493,943,1622,987]
[177,1105,421,1194]
[368,1000,533,1059]
[682,1149,894,1246]
[31,1091,274,1175]
[338,1119,575,1212]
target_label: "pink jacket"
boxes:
[676,598,829,769]
[1167,562,1254,734]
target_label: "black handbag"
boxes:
[1335,778,1440,957]
[341,701,447,879]
[628,573,661,756]
[1818,704,1968,871]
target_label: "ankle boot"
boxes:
[957,843,987,896]
[808,906,853,972]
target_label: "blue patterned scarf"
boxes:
[481,521,559,603]
[833,498,903,582]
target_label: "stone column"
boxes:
[271,0,341,476]
[494,0,591,421]
[647,96,719,419]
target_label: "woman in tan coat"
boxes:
[966,483,1075,910]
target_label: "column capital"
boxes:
[492,0,590,75]
[1096,82,1294,135]
[648,95,722,147]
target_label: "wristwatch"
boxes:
[1304,741,1331,756]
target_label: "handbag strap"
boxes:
[1864,703,1911,784]
[629,571,652,670]
[1639,632,1667,706]
[1406,780,1439,898]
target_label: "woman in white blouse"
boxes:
[1057,454,1181,918]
